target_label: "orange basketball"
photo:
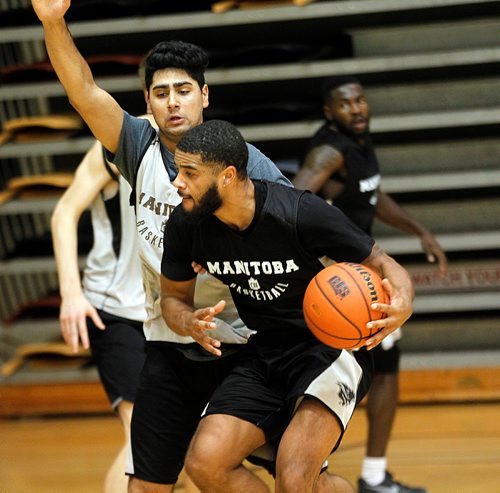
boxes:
[303,262,389,349]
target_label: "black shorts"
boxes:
[87,309,146,408]
[204,339,373,454]
[127,341,242,484]
[372,343,401,374]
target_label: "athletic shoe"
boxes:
[358,471,427,493]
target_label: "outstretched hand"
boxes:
[363,278,413,350]
[31,0,71,22]
[184,300,226,357]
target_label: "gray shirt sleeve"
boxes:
[104,111,157,186]
[246,143,292,187]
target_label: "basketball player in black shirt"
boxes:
[160,119,414,493]
[293,76,446,493]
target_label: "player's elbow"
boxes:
[50,203,63,233]
[50,201,77,237]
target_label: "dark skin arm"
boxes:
[361,244,414,350]
[187,245,414,352]
[160,274,225,357]
[294,143,448,275]
[292,145,344,193]
[375,191,448,275]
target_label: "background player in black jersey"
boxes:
[160,119,414,493]
[293,76,447,493]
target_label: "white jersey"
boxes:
[112,113,291,343]
[83,174,146,322]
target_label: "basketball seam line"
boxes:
[313,274,363,339]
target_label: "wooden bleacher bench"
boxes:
[1,342,91,377]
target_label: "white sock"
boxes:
[361,457,387,486]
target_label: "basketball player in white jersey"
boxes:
[52,138,148,492]
[34,1,292,490]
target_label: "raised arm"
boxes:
[32,0,123,153]
[292,145,343,192]
[51,141,112,352]
[376,191,448,274]
[160,274,226,357]
[361,244,415,350]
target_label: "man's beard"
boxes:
[336,118,369,138]
[183,183,222,224]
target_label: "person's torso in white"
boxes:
[83,175,146,322]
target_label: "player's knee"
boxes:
[185,441,228,487]
[275,456,317,491]
[276,469,313,492]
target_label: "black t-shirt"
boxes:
[306,124,381,234]
[162,180,374,346]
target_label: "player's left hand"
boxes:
[421,231,448,276]
[363,278,413,350]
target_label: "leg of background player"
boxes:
[366,371,398,459]
[359,371,426,493]
[105,401,133,493]
[361,371,398,488]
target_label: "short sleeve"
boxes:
[104,112,157,186]
[246,143,292,187]
[297,192,375,262]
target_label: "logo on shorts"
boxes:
[337,382,355,406]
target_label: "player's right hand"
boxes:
[59,294,105,353]
[186,300,226,357]
[191,261,207,275]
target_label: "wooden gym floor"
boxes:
[1,402,499,493]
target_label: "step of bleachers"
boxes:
[350,17,500,56]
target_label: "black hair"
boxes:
[321,75,362,104]
[177,120,249,179]
[143,40,209,91]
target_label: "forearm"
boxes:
[376,192,429,238]
[161,295,196,337]
[41,19,96,113]
[361,245,414,348]
[379,210,429,237]
[364,245,414,302]
[376,254,414,304]
[37,10,123,152]
[51,208,82,299]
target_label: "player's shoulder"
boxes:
[310,124,351,151]
[266,179,310,205]
[245,141,264,160]
[123,111,157,135]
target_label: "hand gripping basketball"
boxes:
[303,262,389,349]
